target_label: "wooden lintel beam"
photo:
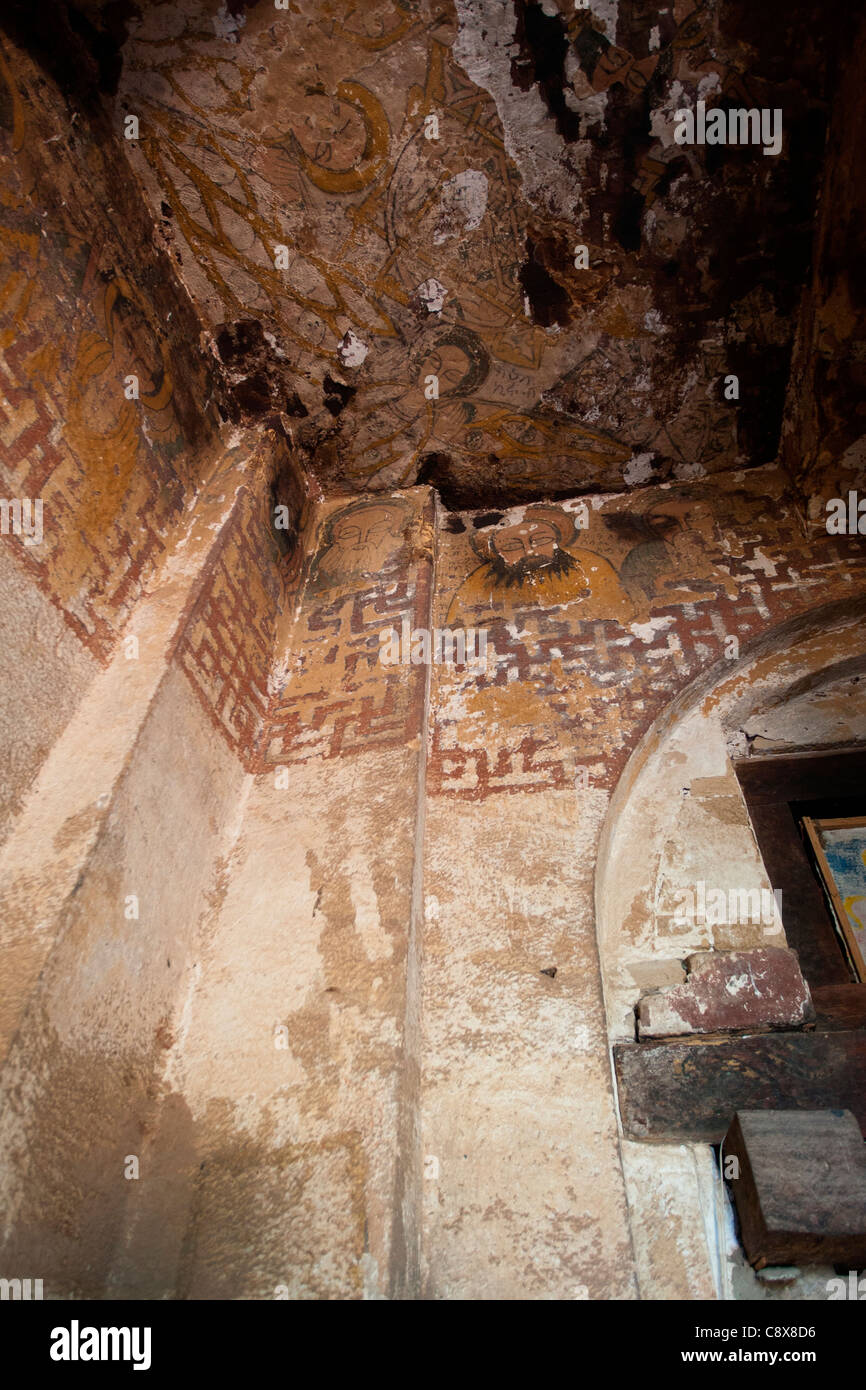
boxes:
[614,1030,866,1143]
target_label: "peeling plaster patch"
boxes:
[452,0,585,220]
[638,949,811,1038]
[497,503,530,527]
[433,170,488,243]
[213,5,245,42]
[649,25,660,51]
[673,459,707,480]
[417,278,448,314]
[564,86,609,138]
[538,494,592,530]
[725,971,751,995]
[337,330,369,368]
[630,616,675,644]
[623,452,656,487]
[650,80,688,147]
[262,330,286,359]
[839,433,866,473]
[345,849,393,961]
[698,72,723,101]
[359,1253,386,1301]
[563,52,609,133]
[644,310,666,334]
[745,549,778,578]
[438,686,486,725]
[267,653,292,697]
[591,0,620,43]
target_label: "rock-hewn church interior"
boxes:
[0,0,865,1304]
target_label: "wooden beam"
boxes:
[811,983,866,1031]
[614,1031,866,1143]
[724,1110,866,1269]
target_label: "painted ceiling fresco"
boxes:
[86,0,837,507]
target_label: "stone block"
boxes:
[637,948,813,1039]
[628,959,687,991]
[724,1109,866,1268]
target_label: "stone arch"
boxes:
[596,594,866,1040]
[595,596,866,1299]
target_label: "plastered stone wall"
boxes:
[598,706,781,1039]
[124,745,422,1300]
[593,604,866,1300]
[0,666,245,1297]
[0,436,287,1055]
[0,438,298,1297]
[421,788,637,1299]
[619,1141,720,1300]
[1,448,864,1299]
[0,29,230,830]
[2,0,865,1306]
[419,480,865,1298]
[116,488,435,1300]
[740,673,866,754]
[0,542,98,844]
[0,484,433,1301]
[597,609,866,1039]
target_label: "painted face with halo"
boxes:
[490,518,563,574]
[313,499,409,586]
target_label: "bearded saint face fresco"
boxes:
[312,500,408,587]
[627,495,738,602]
[487,519,585,586]
[645,497,716,545]
[445,506,635,626]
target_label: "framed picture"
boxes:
[801,816,866,982]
